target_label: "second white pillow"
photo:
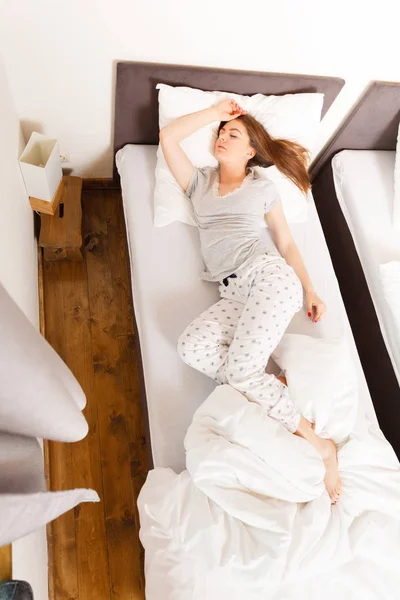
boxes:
[272,334,359,444]
[394,120,400,230]
[379,261,400,345]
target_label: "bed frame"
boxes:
[113,60,345,468]
[310,81,400,455]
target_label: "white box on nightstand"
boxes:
[19,132,63,202]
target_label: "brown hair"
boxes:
[217,114,312,196]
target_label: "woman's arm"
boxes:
[160,106,219,142]
[265,201,326,322]
[160,99,246,142]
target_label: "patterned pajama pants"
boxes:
[177,253,304,433]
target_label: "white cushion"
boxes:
[272,334,359,444]
[379,261,400,342]
[394,121,400,230]
[0,431,45,494]
[0,488,99,547]
[0,430,100,546]
[154,83,324,228]
[0,281,88,442]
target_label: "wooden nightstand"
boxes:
[39,176,83,261]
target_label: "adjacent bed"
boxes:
[111,61,388,472]
[310,81,400,455]
[331,150,400,382]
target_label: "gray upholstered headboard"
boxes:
[113,60,345,184]
[311,80,400,180]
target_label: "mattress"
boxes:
[332,150,400,385]
[116,144,377,472]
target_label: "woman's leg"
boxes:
[222,255,343,503]
[179,256,341,503]
[224,256,304,433]
[177,298,244,384]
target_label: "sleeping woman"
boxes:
[160,98,341,504]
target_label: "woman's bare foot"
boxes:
[294,415,341,504]
[316,438,342,504]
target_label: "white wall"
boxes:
[0,55,38,322]
[0,51,47,600]
[0,0,399,179]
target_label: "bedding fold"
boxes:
[138,382,400,599]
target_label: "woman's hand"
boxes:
[305,290,326,323]
[214,98,247,121]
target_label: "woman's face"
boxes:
[214,119,256,166]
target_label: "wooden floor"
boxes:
[41,188,148,600]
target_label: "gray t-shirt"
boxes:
[185,165,280,282]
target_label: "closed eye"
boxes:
[220,128,239,139]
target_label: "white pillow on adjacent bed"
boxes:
[154,83,324,228]
[394,121,400,230]
[272,334,359,445]
[379,261,400,340]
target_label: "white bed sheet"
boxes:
[332,150,400,385]
[116,144,377,471]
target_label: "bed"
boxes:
[331,150,400,381]
[111,60,387,473]
[113,64,400,599]
[310,81,400,457]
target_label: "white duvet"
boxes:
[138,337,400,599]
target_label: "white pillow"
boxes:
[0,431,46,494]
[0,488,99,547]
[0,429,100,546]
[379,261,400,340]
[0,281,88,442]
[272,334,359,444]
[154,83,324,228]
[394,121,400,230]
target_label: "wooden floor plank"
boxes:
[43,262,79,600]
[44,259,111,600]
[41,188,147,599]
[59,260,111,600]
[82,190,145,599]
[105,190,148,585]
[117,333,147,581]
[0,546,12,582]
[104,189,135,337]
